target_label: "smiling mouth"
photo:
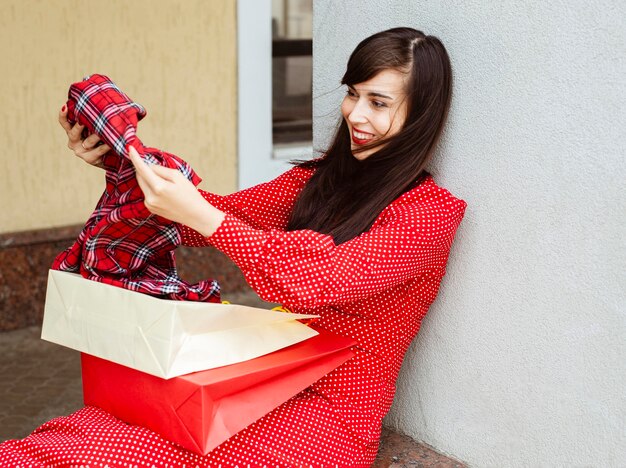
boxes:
[351,128,375,145]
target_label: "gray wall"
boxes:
[313,1,625,466]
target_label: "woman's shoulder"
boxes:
[364,174,466,251]
[384,175,467,250]
[286,164,316,180]
[401,174,465,206]
[259,164,315,190]
[278,161,317,183]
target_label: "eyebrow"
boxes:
[347,85,394,100]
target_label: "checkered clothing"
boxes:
[52,74,220,302]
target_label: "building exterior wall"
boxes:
[0,0,237,234]
[313,1,625,466]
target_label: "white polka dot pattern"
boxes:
[0,166,466,467]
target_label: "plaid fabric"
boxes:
[52,74,220,302]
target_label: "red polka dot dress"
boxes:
[0,166,466,467]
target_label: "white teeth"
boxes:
[353,130,373,140]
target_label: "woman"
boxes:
[0,27,466,467]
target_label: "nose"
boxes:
[347,98,369,125]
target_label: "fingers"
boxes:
[81,144,110,166]
[59,105,85,145]
[128,147,190,215]
[150,163,182,182]
[66,121,109,165]
[67,122,85,143]
[66,122,87,163]
[128,146,161,192]
[128,148,151,199]
[58,106,72,132]
[129,146,177,182]
[82,133,100,148]
[60,104,109,168]
[61,105,89,156]
[133,164,150,199]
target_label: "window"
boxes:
[271,0,313,148]
[237,0,313,189]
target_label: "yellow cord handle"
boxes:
[220,301,316,325]
[272,305,316,326]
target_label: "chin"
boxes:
[352,149,373,160]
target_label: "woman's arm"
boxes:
[129,150,466,310]
[184,192,467,310]
[187,165,313,237]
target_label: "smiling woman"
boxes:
[342,68,409,160]
[288,27,453,245]
[0,27,465,468]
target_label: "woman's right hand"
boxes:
[59,105,110,167]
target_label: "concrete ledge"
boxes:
[374,427,467,467]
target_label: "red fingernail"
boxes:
[61,105,66,112]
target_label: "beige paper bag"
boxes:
[41,270,318,379]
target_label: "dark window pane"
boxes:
[271,0,312,146]
[272,53,312,144]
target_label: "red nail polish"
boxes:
[61,105,66,112]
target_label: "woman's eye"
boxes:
[372,101,387,108]
[346,89,357,98]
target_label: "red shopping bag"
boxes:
[81,330,355,455]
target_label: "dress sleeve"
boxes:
[184,190,467,310]
[179,166,313,246]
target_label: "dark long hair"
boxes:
[286,27,452,244]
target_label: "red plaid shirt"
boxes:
[52,74,220,302]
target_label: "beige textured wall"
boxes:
[0,0,237,234]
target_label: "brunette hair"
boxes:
[286,27,452,244]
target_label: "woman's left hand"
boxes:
[128,146,225,237]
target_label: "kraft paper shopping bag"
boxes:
[42,270,318,378]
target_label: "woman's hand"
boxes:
[128,146,225,237]
[59,106,110,167]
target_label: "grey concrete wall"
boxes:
[313,1,625,466]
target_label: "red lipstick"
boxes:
[351,127,374,145]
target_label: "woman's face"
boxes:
[341,68,409,160]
